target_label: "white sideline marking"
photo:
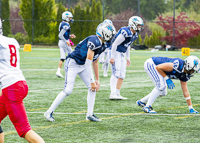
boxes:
[27,112,200,116]
[28,80,151,93]
[21,69,145,72]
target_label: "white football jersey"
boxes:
[0,35,25,89]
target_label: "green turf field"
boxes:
[2,48,200,143]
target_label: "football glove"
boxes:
[166,78,175,89]
[189,108,199,113]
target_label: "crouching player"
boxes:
[44,22,115,122]
[0,18,44,143]
[136,56,199,114]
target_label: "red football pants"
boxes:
[0,81,31,137]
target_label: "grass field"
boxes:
[2,48,200,143]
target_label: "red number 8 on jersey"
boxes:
[9,45,17,67]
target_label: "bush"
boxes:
[8,32,29,44]
[34,35,55,44]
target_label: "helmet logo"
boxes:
[133,18,139,22]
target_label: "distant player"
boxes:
[136,56,200,114]
[100,19,116,77]
[44,22,115,122]
[0,18,44,143]
[109,16,144,100]
[56,11,76,78]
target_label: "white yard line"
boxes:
[26,112,200,116]
[28,80,151,93]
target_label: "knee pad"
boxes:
[60,59,65,62]
[63,88,73,96]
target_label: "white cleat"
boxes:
[143,105,157,114]
[56,72,64,78]
[116,94,127,100]
[110,94,127,100]
[103,72,108,77]
[44,111,55,122]
[86,114,102,122]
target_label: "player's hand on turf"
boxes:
[110,58,115,65]
[165,78,175,89]
[127,59,131,67]
[189,108,199,113]
[95,80,100,92]
[90,82,97,92]
[70,34,76,38]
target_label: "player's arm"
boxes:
[110,34,125,65]
[126,46,131,66]
[92,58,100,91]
[58,27,70,46]
[86,48,97,92]
[180,81,198,113]
[156,63,175,89]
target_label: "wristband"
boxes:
[164,76,169,80]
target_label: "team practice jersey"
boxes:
[59,21,71,41]
[68,35,110,65]
[111,26,138,53]
[152,57,190,82]
[0,35,25,89]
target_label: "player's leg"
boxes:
[0,93,7,143]
[56,40,67,78]
[0,124,4,143]
[103,50,110,77]
[99,52,105,65]
[79,70,101,122]
[116,55,127,99]
[24,130,44,143]
[45,58,78,121]
[139,58,167,113]
[3,81,44,142]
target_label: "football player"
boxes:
[44,22,115,122]
[56,11,76,78]
[136,56,200,114]
[101,19,116,77]
[0,18,44,143]
[109,16,144,100]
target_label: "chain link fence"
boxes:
[0,0,200,48]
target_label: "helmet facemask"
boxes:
[128,16,144,33]
[184,56,200,76]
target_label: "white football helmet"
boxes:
[0,18,3,35]
[103,19,116,35]
[128,16,144,33]
[103,19,113,25]
[62,11,73,22]
[96,23,116,41]
[184,55,200,76]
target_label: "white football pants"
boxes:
[58,40,72,59]
[111,51,126,79]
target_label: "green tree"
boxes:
[20,0,56,43]
[54,2,66,43]
[2,0,11,36]
[82,4,91,39]
[144,33,149,46]
[89,0,97,36]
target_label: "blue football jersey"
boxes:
[59,21,71,40]
[68,35,108,65]
[93,41,111,62]
[152,57,190,82]
[110,27,138,53]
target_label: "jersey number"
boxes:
[9,45,17,67]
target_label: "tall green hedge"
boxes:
[2,0,11,36]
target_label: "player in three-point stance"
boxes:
[109,16,144,100]
[44,22,116,122]
[56,11,76,78]
[0,18,44,143]
[136,56,200,114]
